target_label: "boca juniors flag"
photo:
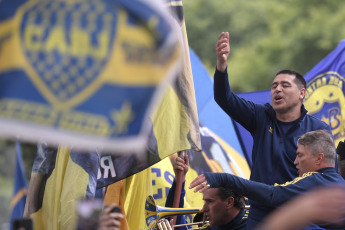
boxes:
[303,40,345,146]
[0,0,182,153]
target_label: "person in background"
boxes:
[214,31,333,229]
[337,141,345,179]
[166,155,247,230]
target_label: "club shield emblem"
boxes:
[304,72,345,142]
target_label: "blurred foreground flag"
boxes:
[150,0,201,158]
[10,142,28,224]
[0,0,182,153]
[98,0,201,187]
[303,40,345,146]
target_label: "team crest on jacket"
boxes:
[304,72,345,142]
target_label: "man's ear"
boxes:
[315,153,324,164]
[300,88,306,100]
[227,197,235,208]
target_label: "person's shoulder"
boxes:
[304,113,330,128]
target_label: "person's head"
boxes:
[294,130,335,176]
[271,69,306,118]
[336,141,345,178]
[202,187,245,226]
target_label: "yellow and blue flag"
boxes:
[102,1,202,229]
[23,0,200,229]
[0,0,182,153]
[10,142,28,227]
[303,40,345,146]
[97,0,202,187]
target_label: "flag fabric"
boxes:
[189,124,250,179]
[29,146,99,230]
[232,40,345,165]
[303,40,345,146]
[97,0,202,188]
[102,1,203,228]
[10,142,28,227]
[0,0,182,153]
[24,0,201,229]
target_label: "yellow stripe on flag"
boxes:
[10,187,27,210]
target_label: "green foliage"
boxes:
[184,0,345,92]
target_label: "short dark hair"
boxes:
[217,187,245,209]
[275,69,306,90]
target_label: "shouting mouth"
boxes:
[274,95,283,103]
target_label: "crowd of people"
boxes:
[18,31,345,230]
[165,32,345,230]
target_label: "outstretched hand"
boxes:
[216,32,230,72]
[189,174,210,193]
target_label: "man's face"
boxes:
[271,74,304,115]
[294,144,318,176]
[202,188,229,226]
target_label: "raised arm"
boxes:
[216,32,230,72]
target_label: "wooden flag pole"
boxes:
[171,150,187,226]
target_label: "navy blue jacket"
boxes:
[214,68,333,227]
[205,167,345,229]
[205,209,248,230]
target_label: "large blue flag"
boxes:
[10,142,28,226]
[0,0,182,153]
[233,40,345,166]
[303,40,345,146]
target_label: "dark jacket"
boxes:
[205,167,345,229]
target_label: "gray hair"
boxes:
[297,130,335,165]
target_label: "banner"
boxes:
[24,0,201,229]
[102,1,202,228]
[0,0,182,153]
[97,0,202,187]
[303,40,345,146]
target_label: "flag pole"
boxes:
[171,150,187,226]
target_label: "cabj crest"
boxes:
[304,72,345,142]
[20,0,115,108]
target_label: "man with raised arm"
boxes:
[213,32,333,229]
